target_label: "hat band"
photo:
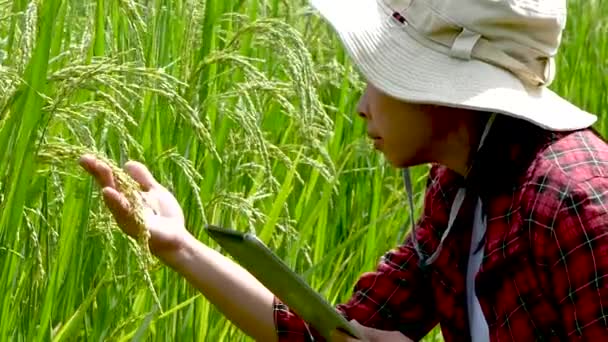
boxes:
[380,0,555,87]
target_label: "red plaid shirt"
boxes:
[273,121,608,341]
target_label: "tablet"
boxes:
[204,224,363,341]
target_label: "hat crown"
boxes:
[384,0,567,86]
[309,0,597,131]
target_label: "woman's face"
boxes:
[357,83,437,168]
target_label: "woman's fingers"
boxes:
[79,154,116,189]
[330,320,413,342]
[102,187,135,230]
[124,161,159,191]
[102,187,130,215]
[330,321,367,342]
[330,330,359,342]
[80,155,159,192]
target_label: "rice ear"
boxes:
[37,140,161,312]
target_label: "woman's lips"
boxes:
[372,137,382,149]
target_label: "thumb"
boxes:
[348,320,369,341]
[124,161,159,191]
[329,330,359,342]
[348,320,413,342]
[329,320,371,342]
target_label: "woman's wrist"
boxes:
[152,229,198,267]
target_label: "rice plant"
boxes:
[0,0,605,341]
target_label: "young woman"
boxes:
[80,0,608,340]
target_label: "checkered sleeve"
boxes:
[273,235,438,341]
[273,167,450,341]
[535,175,608,339]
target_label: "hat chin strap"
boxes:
[404,113,496,266]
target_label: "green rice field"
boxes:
[0,0,606,341]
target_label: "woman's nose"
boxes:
[357,85,371,119]
[358,108,368,119]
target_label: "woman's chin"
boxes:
[384,153,425,169]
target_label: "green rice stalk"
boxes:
[37,140,162,312]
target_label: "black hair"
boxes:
[466,114,560,197]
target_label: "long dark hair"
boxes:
[466,114,561,197]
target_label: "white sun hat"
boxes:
[310,0,597,131]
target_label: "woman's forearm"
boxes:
[158,233,278,342]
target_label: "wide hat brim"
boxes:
[310,0,597,131]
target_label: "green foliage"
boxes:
[0,0,605,341]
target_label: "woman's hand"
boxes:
[80,155,280,342]
[79,154,192,258]
[330,320,414,342]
